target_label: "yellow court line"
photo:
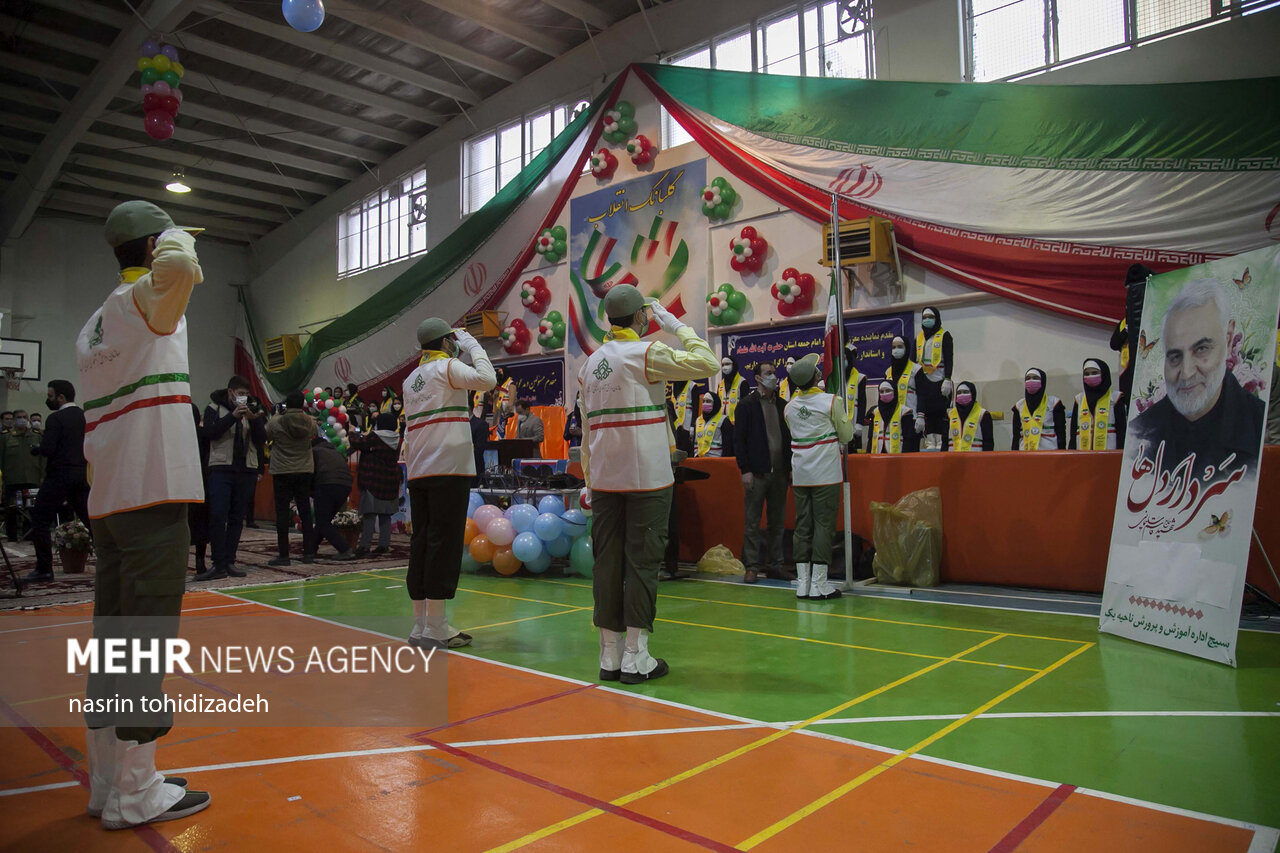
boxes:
[484,633,1009,853]
[657,617,1040,672]
[460,607,589,633]
[736,640,1096,850]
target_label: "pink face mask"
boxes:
[702,403,713,414]
[1083,374,1103,387]
[1024,379,1043,394]
[879,392,895,403]
[955,392,973,405]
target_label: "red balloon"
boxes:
[747,254,765,272]
[797,273,816,296]
[143,92,163,112]
[143,110,174,141]
[777,300,798,317]
[740,226,758,240]
[781,267,800,282]
[730,256,746,272]
[160,94,180,116]
[336,411,348,425]
[750,238,768,256]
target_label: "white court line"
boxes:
[278,598,299,603]
[385,585,402,589]
[352,589,369,594]
[772,710,1280,726]
[315,593,335,598]
[0,602,254,634]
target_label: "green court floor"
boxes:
[227,569,1280,836]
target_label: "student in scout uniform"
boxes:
[694,391,733,457]
[1069,359,1126,450]
[885,335,921,415]
[402,318,496,649]
[783,354,854,601]
[717,355,745,421]
[866,380,920,455]
[1011,367,1067,451]
[943,381,993,452]
[77,200,211,829]
[777,356,797,400]
[842,343,869,451]
[910,306,955,446]
[578,285,717,684]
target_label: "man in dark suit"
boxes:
[734,361,794,584]
[25,379,91,581]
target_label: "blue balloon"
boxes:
[524,552,552,574]
[511,532,544,562]
[560,509,587,538]
[538,495,565,515]
[533,512,564,542]
[467,491,484,518]
[506,503,539,533]
[282,0,325,32]
[546,534,572,558]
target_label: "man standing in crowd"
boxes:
[0,411,12,433]
[403,318,495,648]
[25,379,90,582]
[197,376,265,581]
[734,362,793,585]
[29,412,43,433]
[343,383,365,431]
[579,285,718,684]
[1,409,43,541]
[514,399,545,445]
[78,199,211,828]
[264,391,317,567]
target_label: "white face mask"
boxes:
[759,375,778,390]
[721,361,733,376]
[14,418,28,430]
[891,347,905,359]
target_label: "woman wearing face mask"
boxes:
[865,380,920,454]
[695,391,733,457]
[1012,368,1066,450]
[777,357,797,400]
[885,336,920,415]
[1069,359,1126,450]
[842,343,869,451]
[717,356,744,422]
[378,385,397,414]
[943,381,992,452]
[910,307,954,444]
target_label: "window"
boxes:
[337,168,427,278]
[461,102,579,217]
[964,0,1278,81]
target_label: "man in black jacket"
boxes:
[197,377,266,580]
[734,362,794,584]
[26,379,92,582]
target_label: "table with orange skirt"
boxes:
[673,447,1280,598]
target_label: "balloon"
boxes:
[506,503,539,533]
[463,518,480,545]
[472,504,503,532]
[327,415,337,425]
[143,92,163,112]
[325,399,336,410]
[719,307,740,325]
[160,43,179,62]
[533,512,564,542]
[152,80,171,96]
[550,225,567,240]
[740,226,758,240]
[570,536,594,577]
[511,532,544,562]
[524,552,552,574]
[537,495,564,515]
[143,110,174,141]
[282,0,326,32]
[560,509,587,538]
[137,57,154,72]
[140,68,159,86]
[313,386,324,396]
[151,55,171,73]
[492,547,521,576]
[469,534,497,563]
[467,491,485,517]
[487,518,515,547]
[161,70,180,88]
[140,39,160,58]
[171,61,185,78]
[546,534,572,558]
[460,552,481,573]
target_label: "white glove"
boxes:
[453,328,482,353]
[649,301,685,334]
[915,415,926,435]
[941,379,953,398]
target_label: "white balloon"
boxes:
[327,416,337,424]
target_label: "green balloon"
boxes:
[719,307,740,326]
[714,202,732,219]
[720,186,737,204]
[460,552,481,573]
[545,251,561,264]
[140,68,159,85]
[546,309,563,323]
[553,239,566,255]
[547,336,564,348]
[718,283,734,295]
[728,291,748,311]
[617,117,637,136]
[553,322,566,335]
[614,100,634,118]
[712,176,728,188]
[161,70,180,87]
[550,225,567,240]
[570,535,594,577]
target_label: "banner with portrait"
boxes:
[1100,244,1280,665]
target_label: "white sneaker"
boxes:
[795,563,811,599]
[101,739,209,830]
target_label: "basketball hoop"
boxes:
[2,368,22,391]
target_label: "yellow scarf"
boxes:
[947,405,985,452]
[870,402,904,454]
[1077,393,1112,451]
[1019,396,1049,451]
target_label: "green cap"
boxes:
[602,284,645,320]
[787,353,821,387]
[416,317,454,348]
[104,200,201,248]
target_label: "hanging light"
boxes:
[166,168,191,193]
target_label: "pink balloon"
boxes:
[141,83,156,96]
[486,518,515,547]
[152,80,171,97]
[473,504,503,532]
[171,88,183,104]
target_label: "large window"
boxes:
[337,168,427,278]
[462,103,578,217]
[964,0,1278,81]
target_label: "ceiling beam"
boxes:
[0,0,198,243]
[44,189,269,240]
[62,171,289,223]
[411,0,567,57]
[196,0,478,105]
[65,151,306,210]
[539,0,613,31]
[325,0,524,83]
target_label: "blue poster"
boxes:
[501,356,564,406]
[722,312,913,387]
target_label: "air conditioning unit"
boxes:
[462,310,504,338]
[820,216,894,266]
[264,334,301,372]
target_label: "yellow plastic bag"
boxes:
[870,487,943,587]
[697,545,744,576]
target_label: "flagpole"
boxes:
[831,193,854,590]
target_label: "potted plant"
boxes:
[53,519,92,573]
[332,509,362,552]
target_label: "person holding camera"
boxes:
[196,376,265,581]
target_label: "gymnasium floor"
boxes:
[1,569,1277,852]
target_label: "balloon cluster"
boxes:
[501,318,532,355]
[534,225,567,265]
[463,494,593,577]
[729,226,767,274]
[282,0,325,32]
[520,275,552,314]
[306,386,350,452]
[626,134,656,166]
[771,268,817,317]
[600,101,637,146]
[707,283,748,326]
[537,310,566,349]
[701,177,738,220]
[137,41,184,141]
[589,148,618,179]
